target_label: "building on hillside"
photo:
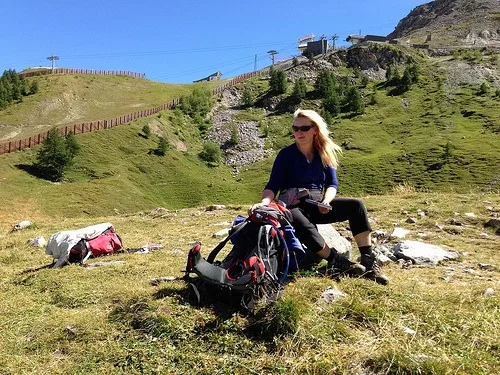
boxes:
[304,39,330,56]
[193,71,222,83]
[346,34,388,44]
[346,34,365,44]
[298,34,315,54]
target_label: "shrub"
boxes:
[292,77,307,103]
[478,82,489,95]
[179,87,213,118]
[142,124,151,138]
[360,75,369,87]
[241,85,254,107]
[269,69,287,94]
[199,142,222,163]
[344,86,364,114]
[65,132,80,159]
[0,69,35,109]
[386,64,400,85]
[315,70,337,97]
[323,91,341,116]
[35,127,78,181]
[230,124,240,145]
[156,137,168,156]
[29,81,38,95]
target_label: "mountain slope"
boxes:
[387,0,500,47]
[0,74,214,141]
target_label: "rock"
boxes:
[391,240,459,266]
[13,220,32,231]
[449,218,462,226]
[372,229,387,240]
[478,263,497,271]
[206,204,226,211]
[402,326,416,335]
[406,217,418,224]
[373,245,397,263]
[390,227,410,239]
[212,228,229,238]
[317,224,352,258]
[485,218,500,229]
[464,212,476,218]
[150,207,168,217]
[320,286,347,304]
[28,236,47,248]
[483,288,495,297]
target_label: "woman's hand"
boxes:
[248,202,265,216]
[248,190,275,216]
[318,200,331,214]
[318,206,331,214]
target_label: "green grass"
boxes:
[0,49,499,373]
[0,191,498,374]
[0,74,219,141]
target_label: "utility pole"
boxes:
[331,34,339,50]
[46,54,59,71]
[254,54,257,72]
[320,35,325,54]
[267,50,278,65]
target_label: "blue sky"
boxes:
[1,0,426,84]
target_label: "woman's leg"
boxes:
[289,207,324,253]
[354,230,371,248]
[308,198,389,285]
[290,206,364,276]
[310,198,371,236]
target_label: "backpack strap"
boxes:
[206,220,249,264]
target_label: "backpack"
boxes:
[184,202,305,314]
[46,223,123,267]
[68,228,123,265]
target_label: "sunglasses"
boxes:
[292,125,313,132]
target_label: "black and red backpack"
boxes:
[184,203,305,314]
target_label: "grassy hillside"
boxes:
[0,74,218,141]
[237,50,500,195]
[0,191,498,374]
[0,46,499,374]
[1,48,499,219]
[0,117,260,221]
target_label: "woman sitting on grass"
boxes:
[248,109,388,285]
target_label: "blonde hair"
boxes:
[293,109,342,168]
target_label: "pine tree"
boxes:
[292,78,307,103]
[241,85,254,107]
[35,128,75,181]
[323,91,341,116]
[156,137,168,156]
[269,69,287,94]
[65,132,80,159]
[345,86,364,114]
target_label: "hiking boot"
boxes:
[327,251,366,277]
[360,254,389,285]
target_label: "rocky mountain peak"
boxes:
[387,0,500,47]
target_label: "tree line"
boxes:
[0,69,38,109]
